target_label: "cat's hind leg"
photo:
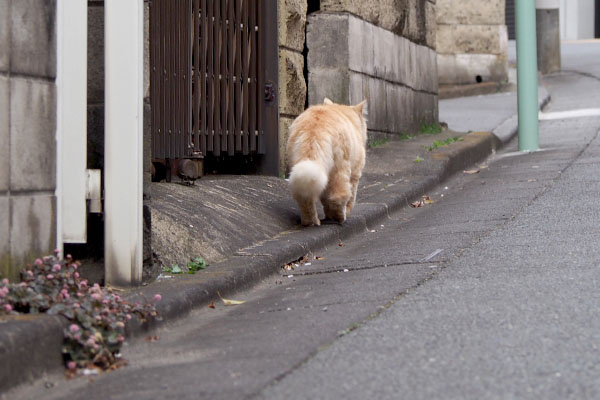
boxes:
[321,168,351,224]
[346,172,361,214]
[295,195,320,226]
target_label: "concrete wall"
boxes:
[537,7,561,75]
[306,6,438,140]
[560,0,596,40]
[0,0,58,279]
[436,0,508,85]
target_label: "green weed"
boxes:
[186,257,207,274]
[163,264,183,274]
[426,136,463,152]
[162,256,207,275]
[420,122,443,135]
[368,138,390,148]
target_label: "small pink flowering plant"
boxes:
[0,254,160,370]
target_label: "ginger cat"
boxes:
[287,98,367,226]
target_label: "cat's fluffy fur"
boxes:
[287,98,367,226]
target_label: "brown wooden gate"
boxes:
[150,0,279,179]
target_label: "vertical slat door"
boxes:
[151,0,278,173]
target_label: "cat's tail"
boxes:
[289,159,328,204]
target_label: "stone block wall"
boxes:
[306,3,438,140]
[278,0,308,174]
[320,0,437,48]
[436,0,508,85]
[0,0,58,279]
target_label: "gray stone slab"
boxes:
[429,47,439,93]
[10,0,57,79]
[407,40,419,90]
[0,0,9,72]
[348,71,364,105]
[395,36,411,86]
[414,91,437,125]
[438,53,507,85]
[364,74,387,131]
[308,11,437,135]
[372,26,395,82]
[9,194,56,266]
[348,16,373,76]
[415,45,433,92]
[9,77,56,191]
[311,12,436,97]
[306,13,349,69]
[384,84,406,133]
[0,76,8,191]
[536,9,561,75]
[307,68,349,106]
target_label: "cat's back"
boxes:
[289,103,361,139]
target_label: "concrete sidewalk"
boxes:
[0,86,550,393]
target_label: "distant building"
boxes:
[506,0,600,40]
[436,0,509,86]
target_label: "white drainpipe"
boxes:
[56,1,88,249]
[104,0,144,286]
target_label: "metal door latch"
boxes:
[264,83,276,102]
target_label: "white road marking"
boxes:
[539,108,600,120]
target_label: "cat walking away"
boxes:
[287,98,367,226]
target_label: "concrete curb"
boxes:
[131,129,504,326]
[0,85,551,394]
[439,81,510,100]
[0,315,67,392]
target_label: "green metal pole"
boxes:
[516,0,539,151]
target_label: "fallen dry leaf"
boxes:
[339,243,345,247]
[145,336,159,342]
[315,256,325,260]
[463,169,480,174]
[217,291,246,306]
[208,301,215,309]
[423,195,434,204]
[282,255,309,271]
[107,359,129,371]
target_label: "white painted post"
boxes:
[104,0,144,286]
[56,1,88,248]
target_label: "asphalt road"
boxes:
[260,78,600,399]
[8,43,600,400]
